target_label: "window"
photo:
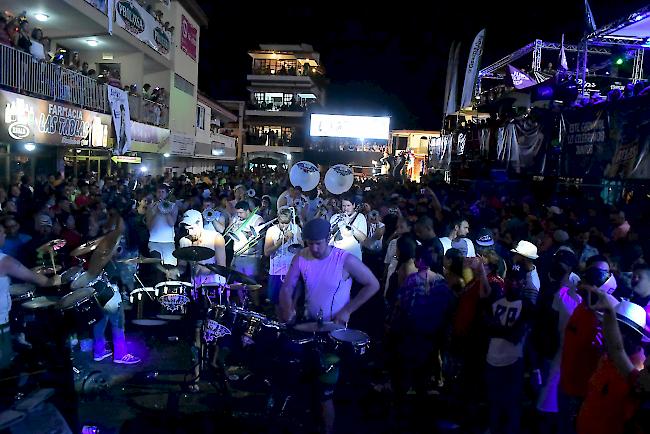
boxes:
[196,105,205,130]
[253,59,298,75]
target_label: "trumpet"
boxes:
[247,188,256,198]
[203,207,217,222]
[157,200,174,214]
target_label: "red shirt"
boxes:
[74,194,91,208]
[576,357,641,434]
[559,302,603,397]
[453,279,482,337]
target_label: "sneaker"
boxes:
[114,354,141,365]
[93,349,113,362]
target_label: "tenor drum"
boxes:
[9,284,35,302]
[58,288,104,328]
[155,281,192,314]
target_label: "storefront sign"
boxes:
[114,0,172,59]
[0,89,110,147]
[131,121,169,147]
[181,15,197,61]
[170,132,195,156]
[111,155,142,163]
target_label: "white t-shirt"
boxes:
[440,236,476,257]
[266,223,302,276]
[203,209,223,233]
[330,212,367,260]
[0,253,11,325]
[148,209,175,243]
[486,298,525,367]
[297,247,351,321]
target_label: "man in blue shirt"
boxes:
[1,217,31,261]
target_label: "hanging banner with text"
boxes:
[604,100,650,180]
[180,15,197,61]
[560,108,609,180]
[0,89,110,147]
[114,0,171,59]
[107,86,133,155]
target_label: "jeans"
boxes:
[486,359,524,434]
[267,274,283,305]
[93,304,126,360]
[0,324,13,370]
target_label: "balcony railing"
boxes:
[128,94,169,128]
[0,44,109,113]
[248,101,308,112]
[245,132,302,147]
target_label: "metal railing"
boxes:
[0,44,109,113]
[128,94,169,128]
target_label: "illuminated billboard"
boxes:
[310,114,390,140]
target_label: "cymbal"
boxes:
[117,257,161,265]
[70,236,105,257]
[204,264,257,285]
[228,283,263,291]
[37,239,66,254]
[31,265,62,275]
[173,246,215,262]
[87,227,122,277]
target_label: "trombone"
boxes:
[223,206,260,246]
[233,217,278,256]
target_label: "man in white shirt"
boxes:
[264,207,302,313]
[147,184,178,266]
[439,218,476,257]
[329,197,367,261]
[201,197,226,234]
[230,201,265,283]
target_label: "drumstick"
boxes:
[49,249,57,276]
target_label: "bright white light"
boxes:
[310,114,391,140]
[163,153,170,158]
[140,166,148,173]
[86,39,99,47]
[286,154,292,160]
[34,13,49,22]
[24,143,36,152]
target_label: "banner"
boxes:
[508,65,537,89]
[107,86,132,155]
[114,0,171,59]
[181,15,197,61]
[170,132,196,156]
[560,108,609,179]
[605,101,650,179]
[0,89,110,147]
[460,29,486,109]
[443,42,461,116]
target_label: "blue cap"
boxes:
[303,218,331,241]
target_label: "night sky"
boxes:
[197,1,648,130]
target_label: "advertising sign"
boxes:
[0,89,110,147]
[310,114,390,140]
[181,15,197,61]
[107,86,132,155]
[114,0,172,59]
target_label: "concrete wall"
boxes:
[196,101,211,144]
[170,1,199,87]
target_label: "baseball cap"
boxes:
[181,209,202,227]
[547,205,563,215]
[475,228,494,247]
[38,214,52,227]
[553,230,570,243]
[303,218,331,241]
[553,248,578,269]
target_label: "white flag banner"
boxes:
[114,0,172,59]
[107,86,132,155]
[460,29,486,110]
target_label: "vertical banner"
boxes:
[181,15,198,61]
[605,102,650,179]
[460,29,486,109]
[107,86,132,155]
[560,108,608,179]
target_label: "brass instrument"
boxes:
[203,207,217,223]
[223,206,260,246]
[234,218,278,256]
[247,188,256,198]
[157,200,174,214]
[329,205,363,244]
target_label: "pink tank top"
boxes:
[298,247,352,321]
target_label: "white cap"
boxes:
[181,209,202,227]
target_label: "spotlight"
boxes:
[140,166,148,173]
[615,58,624,65]
[86,40,99,47]
[24,143,36,152]
[163,153,170,158]
[34,13,49,22]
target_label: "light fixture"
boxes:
[286,154,292,161]
[86,39,99,47]
[34,13,49,22]
[140,166,148,173]
[163,153,170,158]
[616,58,624,65]
[24,143,36,152]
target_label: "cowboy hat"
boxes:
[510,240,538,260]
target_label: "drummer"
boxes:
[263,207,302,315]
[178,209,226,288]
[278,218,379,434]
[0,225,61,370]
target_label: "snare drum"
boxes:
[60,266,84,286]
[58,288,104,328]
[9,284,35,302]
[329,328,370,357]
[155,281,192,313]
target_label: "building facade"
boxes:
[242,43,327,168]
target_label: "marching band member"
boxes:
[277,185,307,210]
[230,201,265,283]
[179,209,227,287]
[264,207,302,314]
[329,196,367,260]
[279,218,379,434]
[147,184,178,266]
[201,197,227,234]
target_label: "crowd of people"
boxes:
[0,166,649,434]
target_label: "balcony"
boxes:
[128,94,169,128]
[0,44,108,113]
[245,132,302,147]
